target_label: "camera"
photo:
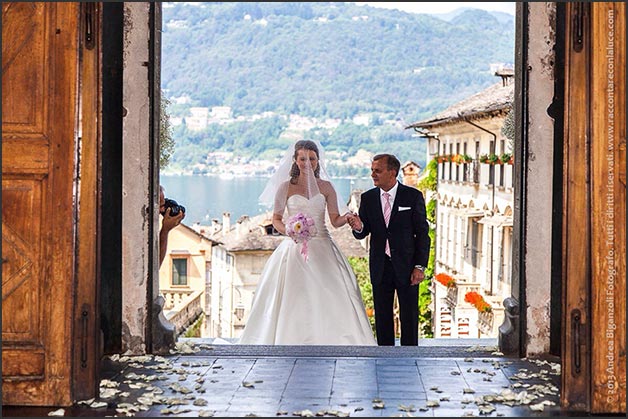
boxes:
[162,198,186,217]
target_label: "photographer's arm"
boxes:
[159,208,185,266]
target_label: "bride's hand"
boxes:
[345,212,361,230]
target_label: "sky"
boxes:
[354,2,516,16]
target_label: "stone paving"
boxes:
[2,339,585,418]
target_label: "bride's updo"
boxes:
[289,140,321,184]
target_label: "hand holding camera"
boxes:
[160,197,186,233]
[161,198,186,217]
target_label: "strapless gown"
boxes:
[238,194,376,345]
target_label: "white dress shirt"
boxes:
[352,182,400,234]
[380,182,399,217]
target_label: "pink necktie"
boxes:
[383,192,391,256]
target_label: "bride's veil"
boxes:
[259,140,349,216]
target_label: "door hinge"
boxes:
[84,3,96,50]
[570,308,586,376]
[80,304,90,368]
[571,2,585,52]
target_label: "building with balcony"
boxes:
[158,222,216,336]
[407,73,515,339]
[207,213,284,339]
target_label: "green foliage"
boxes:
[417,158,438,193]
[419,278,433,338]
[416,158,438,338]
[163,3,514,120]
[426,227,436,280]
[160,92,175,169]
[501,105,515,150]
[182,315,203,338]
[426,199,436,224]
[418,224,436,338]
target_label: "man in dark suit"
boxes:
[347,154,430,346]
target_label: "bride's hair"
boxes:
[289,140,321,184]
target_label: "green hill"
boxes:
[161,2,514,173]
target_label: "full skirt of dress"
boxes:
[238,235,377,345]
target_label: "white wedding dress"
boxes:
[239,193,376,345]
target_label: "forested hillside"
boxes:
[161,2,514,173]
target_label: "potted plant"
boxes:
[434,272,456,288]
[464,291,492,312]
[487,153,499,165]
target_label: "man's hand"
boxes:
[410,267,425,286]
[346,212,363,231]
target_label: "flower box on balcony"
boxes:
[479,153,503,165]
[464,291,492,313]
[434,272,456,288]
[500,152,514,165]
[440,278,482,308]
[458,154,473,164]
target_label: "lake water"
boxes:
[160,175,375,224]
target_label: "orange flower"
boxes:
[464,291,492,312]
[434,273,456,288]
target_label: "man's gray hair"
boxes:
[373,154,400,176]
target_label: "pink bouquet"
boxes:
[286,212,317,261]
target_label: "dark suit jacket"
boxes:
[353,183,430,287]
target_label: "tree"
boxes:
[160,92,175,169]
[501,105,515,152]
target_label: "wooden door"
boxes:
[2,2,101,406]
[589,2,626,413]
[562,2,626,413]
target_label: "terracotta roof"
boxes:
[216,212,284,252]
[406,81,514,130]
[401,161,421,169]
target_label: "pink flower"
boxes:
[286,212,317,261]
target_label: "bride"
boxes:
[239,140,376,345]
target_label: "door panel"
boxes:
[561,2,626,413]
[590,2,626,413]
[1,181,42,341]
[2,3,80,406]
[561,2,591,411]
[1,3,47,133]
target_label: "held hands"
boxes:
[345,212,363,231]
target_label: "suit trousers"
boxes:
[372,257,419,346]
